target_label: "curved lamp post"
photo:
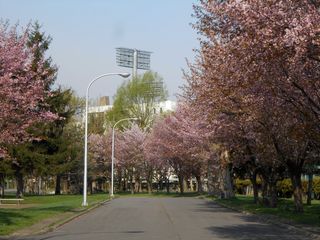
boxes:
[82,73,130,206]
[111,117,138,197]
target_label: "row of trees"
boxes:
[178,0,320,213]
[2,1,319,216]
[0,20,173,198]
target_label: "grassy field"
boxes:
[0,194,109,236]
[212,195,320,227]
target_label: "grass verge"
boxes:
[0,194,109,236]
[211,195,320,227]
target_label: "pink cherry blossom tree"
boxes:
[144,103,214,194]
[184,0,320,212]
[0,23,56,155]
[115,124,146,194]
[88,131,112,193]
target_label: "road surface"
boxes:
[21,197,314,240]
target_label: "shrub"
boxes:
[276,179,293,198]
[235,179,252,194]
[313,177,320,200]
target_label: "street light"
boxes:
[82,73,130,206]
[111,117,138,197]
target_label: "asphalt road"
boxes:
[21,197,314,240]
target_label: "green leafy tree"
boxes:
[106,71,168,130]
[88,113,106,135]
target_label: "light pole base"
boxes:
[82,202,88,207]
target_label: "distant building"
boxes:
[88,96,177,114]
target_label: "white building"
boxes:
[89,96,177,114]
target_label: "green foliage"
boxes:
[276,177,320,199]
[27,21,57,90]
[89,113,106,134]
[313,177,320,199]
[234,179,251,194]
[277,179,293,198]
[234,178,261,194]
[106,71,168,130]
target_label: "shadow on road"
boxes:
[193,200,235,213]
[194,200,312,240]
[206,224,311,240]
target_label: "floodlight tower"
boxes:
[116,47,151,79]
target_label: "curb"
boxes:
[41,198,112,234]
[4,198,112,240]
[212,199,320,240]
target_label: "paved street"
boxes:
[21,197,313,240]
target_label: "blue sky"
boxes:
[0,0,199,102]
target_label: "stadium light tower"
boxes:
[116,47,152,78]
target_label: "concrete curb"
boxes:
[39,198,112,234]
[3,198,112,240]
[212,199,320,240]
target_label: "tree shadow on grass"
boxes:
[24,205,82,215]
[0,210,32,226]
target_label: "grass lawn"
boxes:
[212,195,320,227]
[0,194,109,236]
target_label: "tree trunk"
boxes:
[269,182,278,208]
[89,180,93,195]
[178,174,184,194]
[130,180,134,194]
[183,179,188,192]
[55,174,61,195]
[250,172,259,204]
[123,177,127,192]
[37,176,42,195]
[261,179,269,207]
[166,177,170,193]
[0,173,5,198]
[222,166,234,199]
[190,178,194,192]
[147,175,152,194]
[122,171,127,192]
[134,178,140,193]
[196,175,204,194]
[130,171,134,194]
[307,173,313,205]
[16,171,24,198]
[291,173,304,213]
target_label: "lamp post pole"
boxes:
[111,117,138,197]
[82,73,130,206]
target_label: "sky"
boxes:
[0,0,199,103]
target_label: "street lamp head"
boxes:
[118,73,131,78]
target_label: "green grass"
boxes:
[212,195,320,227]
[0,194,109,236]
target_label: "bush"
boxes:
[276,177,320,199]
[276,179,293,198]
[234,179,252,194]
[313,177,320,199]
